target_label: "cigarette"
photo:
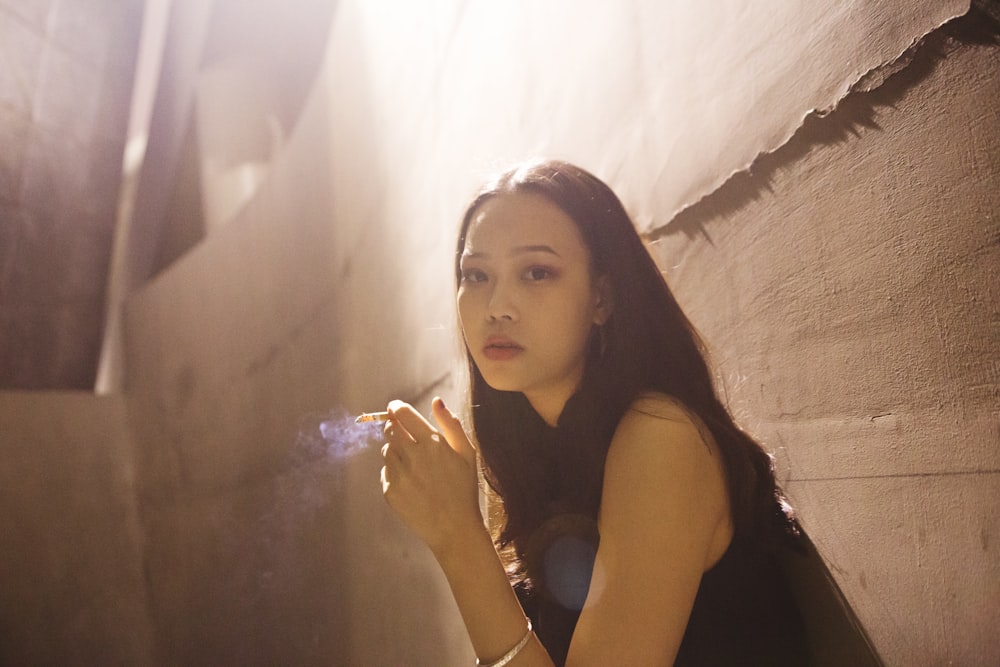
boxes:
[354,411,390,424]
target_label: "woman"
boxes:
[380,159,808,666]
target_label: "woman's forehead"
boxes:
[463,192,588,257]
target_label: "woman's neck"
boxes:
[523,390,571,427]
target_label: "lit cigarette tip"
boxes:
[355,411,390,424]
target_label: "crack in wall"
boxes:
[647,7,999,243]
[787,469,1000,483]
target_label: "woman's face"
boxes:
[457,192,610,424]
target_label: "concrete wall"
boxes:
[648,20,1000,665]
[118,14,468,654]
[0,392,153,665]
[1,1,996,665]
[119,108,470,662]
[0,0,142,388]
[119,4,994,664]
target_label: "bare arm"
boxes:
[382,394,730,666]
[566,395,733,666]
[432,517,554,666]
[382,398,554,666]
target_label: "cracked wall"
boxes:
[647,16,1000,664]
[2,1,996,665]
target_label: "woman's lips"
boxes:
[483,337,524,361]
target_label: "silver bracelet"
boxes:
[475,620,533,667]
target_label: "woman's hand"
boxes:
[380,397,482,556]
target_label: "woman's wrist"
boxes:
[476,619,533,666]
[429,514,543,666]
[429,511,492,566]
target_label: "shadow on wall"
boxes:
[782,531,883,665]
[655,7,1000,244]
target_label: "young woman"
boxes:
[379,159,808,666]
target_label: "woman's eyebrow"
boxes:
[461,245,562,260]
[512,244,561,257]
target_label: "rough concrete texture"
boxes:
[0,392,154,665]
[119,52,469,660]
[0,0,142,388]
[648,21,1000,665]
[120,6,995,664]
[1,1,996,666]
[326,0,968,233]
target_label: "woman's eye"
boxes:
[461,269,488,284]
[524,266,554,281]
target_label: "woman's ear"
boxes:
[592,275,614,325]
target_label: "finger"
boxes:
[384,416,415,446]
[382,422,411,466]
[385,418,416,462]
[380,464,400,499]
[431,397,478,466]
[387,400,437,443]
[382,442,403,463]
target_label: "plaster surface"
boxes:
[648,21,1000,664]
[0,0,142,388]
[333,0,968,232]
[1,1,995,665]
[0,392,153,665]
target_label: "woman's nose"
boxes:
[487,281,518,322]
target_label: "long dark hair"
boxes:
[454,159,799,579]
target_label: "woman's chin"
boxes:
[483,377,522,393]
[477,369,525,394]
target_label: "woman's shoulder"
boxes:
[618,391,713,441]
[627,391,695,421]
[608,391,719,462]
[599,392,733,567]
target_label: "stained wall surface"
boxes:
[1,1,997,666]
[647,21,1000,665]
[0,0,142,388]
[0,392,153,665]
[121,5,995,665]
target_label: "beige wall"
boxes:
[120,108,471,661]
[1,1,996,665]
[648,23,1000,665]
[0,0,142,388]
[0,392,153,664]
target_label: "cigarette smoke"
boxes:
[202,405,386,649]
[231,408,385,621]
[271,408,384,516]
[314,409,384,460]
[261,407,385,535]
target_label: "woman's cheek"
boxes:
[457,291,482,332]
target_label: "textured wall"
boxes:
[1,1,995,665]
[119,39,469,658]
[121,4,994,664]
[0,392,153,665]
[648,19,1000,665]
[0,0,142,388]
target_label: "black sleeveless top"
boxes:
[514,517,809,666]
[496,392,809,665]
